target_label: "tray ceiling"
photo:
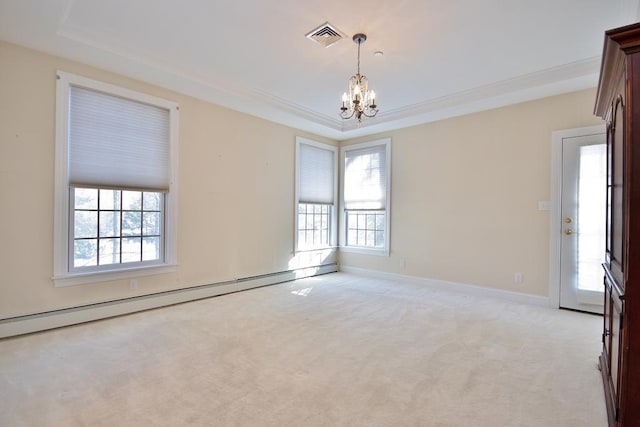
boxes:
[0,0,638,139]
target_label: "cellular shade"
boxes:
[68,85,170,191]
[344,145,387,210]
[299,143,335,204]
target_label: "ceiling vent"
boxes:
[305,22,345,48]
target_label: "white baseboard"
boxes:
[339,266,550,307]
[0,264,338,338]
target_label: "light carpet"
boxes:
[0,272,606,426]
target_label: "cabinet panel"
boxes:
[610,283,622,400]
[603,279,613,371]
[602,269,623,424]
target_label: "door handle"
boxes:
[564,217,573,224]
[565,228,573,235]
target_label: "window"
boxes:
[295,137,338,251]
[71,188,163,268]
[340,138,391,255]
[54,71,178,286]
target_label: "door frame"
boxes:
[549,125,606,309]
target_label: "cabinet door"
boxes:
[607,88,625,286]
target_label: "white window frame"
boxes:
[53,71,179,286]
[294,137,338,252]
[340,138,391,256]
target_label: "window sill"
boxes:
[52,264,177,287]
[294,246,338,254]
[339,246,389,256]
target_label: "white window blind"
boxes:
[299,143,335,204]
[68,85,170,191]
[344,145,387,210]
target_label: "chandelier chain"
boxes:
[357,39,361,76]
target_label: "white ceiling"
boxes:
[1,0,639,140]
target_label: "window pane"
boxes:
[143,212,161,236]
[366,231,375,245]
[122,212,142,236]
[577,144,607,292]
[74,211,97,238]
[98,238,120,265]
[143,192,161,211]
[74,188,98,209]
[99,211,120,237]
[142,237,161,261]
[122,191,142,210]
[74,239,97,267]
[347,230,357,245]
[122,238,141,263]
[376,214,385,230]
[99,189,120,210]
[375,231,385,247]
[298,203,306,214]
[348,213,357,230]
[367,214,375,230]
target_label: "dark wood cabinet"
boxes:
[594,22,640,426]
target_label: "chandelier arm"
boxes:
[340,109,356,120]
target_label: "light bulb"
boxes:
[354,85,361,100]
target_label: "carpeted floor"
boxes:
[0,272,606,426]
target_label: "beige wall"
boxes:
[339,89,602,296]
[0,41,336,318]
[0,40,604,319]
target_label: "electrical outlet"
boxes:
[514,273,523,284]
[129,279,138,290]
[538,200,551,211]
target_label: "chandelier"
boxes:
[340,33,378,122]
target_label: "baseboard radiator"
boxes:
[0,263,338,339]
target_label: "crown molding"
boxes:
[54,20,600,140]
[339,56,601,133]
